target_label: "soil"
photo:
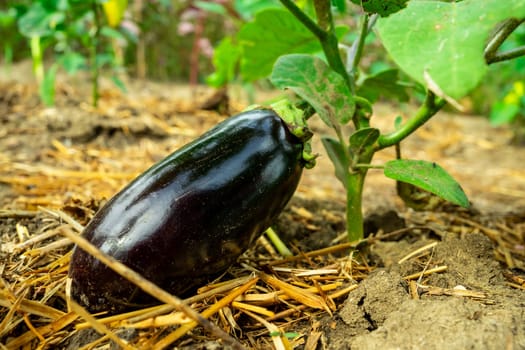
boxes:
[0,61,524,349]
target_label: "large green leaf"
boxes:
[384,159,469,208]
[271,54,355,126]
[377,0,525,99]
[238,9,346,81]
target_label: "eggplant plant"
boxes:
[208,0,525,242]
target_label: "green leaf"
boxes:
[350,0,409,17]
[100,26,126,40]
[377,0,525,99]
[271,54,355,126]
[59,51,86,74]
[238,9,347,81]
[194,1,227,15]
[321,136,349,188]
[332,0,346,13]
[233,0,281,20]
[206,37,242,88]
[0,8,17,28]
[349,128,380,156]
[489,101,520,125]
[357,69,409,103]
[111,75,128,93]
[384,159,469,208]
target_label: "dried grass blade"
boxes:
[398,242,438,264]
[75,304,169,330]
[0,291,25,337]
[0,291,65,320]
[39,208,85,233]
[237,282,342,305]
[260,274,331,314]
[125,312,190,328]
[403,266,447,280]
[231,301,275,318]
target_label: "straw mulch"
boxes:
[0,81,524,349]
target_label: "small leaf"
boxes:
[111,75,127,93]
[357,69,409,103]
[384,159,469,208]
[321,136,349,188]
[489,101,520,125]
[206,37,242,88]
[18,3,64,37]
[271,54,355,126]
[59,51,86,74]
[194,0,226,15]
[394,115,403,130]
[332,0,346,13]
[349,128,380,155]
[350,0,409,17]
[100,26,126,40]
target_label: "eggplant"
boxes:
[68,108,310,313]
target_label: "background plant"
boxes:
[3,0,132,106]
[207,0,525,242]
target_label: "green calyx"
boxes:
[269,99,317,169]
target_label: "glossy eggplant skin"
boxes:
[68,109,304,313]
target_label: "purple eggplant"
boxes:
[68,108,308,313]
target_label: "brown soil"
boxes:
[0,62,524,349]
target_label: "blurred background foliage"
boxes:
[0,0,524,133]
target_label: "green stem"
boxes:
[265,227,293,257]
[347,14,370,86]
[487,45,525,64]
[377,91,446,149]
[91,0,101,107]
[312,0,352,92]
[30,36,44,85]
[345,151,374,242]
[484,18,524,64]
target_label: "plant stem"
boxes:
[346,173,364,242]
[265,227,293,257]
[377,91,446,149]
[485,18,524,64]
[312,0,353,92]
[347,14,374,87]
[487,45,525,64]
[91,0,101,107]
[345,149,374,242]
[30,36,44,85]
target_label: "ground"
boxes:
[0,62,524,349]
